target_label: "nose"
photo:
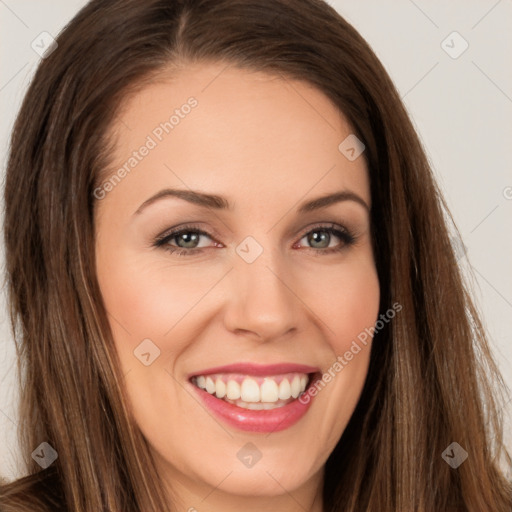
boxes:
[222,244,301,342]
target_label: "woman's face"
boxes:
[95,61,380,507]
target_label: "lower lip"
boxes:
[190,377,317,433]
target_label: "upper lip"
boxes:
[188,362,320,379]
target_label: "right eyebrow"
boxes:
[134,188,231,215]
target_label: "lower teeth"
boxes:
[221,396,293,410]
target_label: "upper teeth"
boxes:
[194,373,309,403]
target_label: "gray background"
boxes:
[1,0,511,480]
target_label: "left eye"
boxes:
[294,224,356,254]
[153,223,355,256]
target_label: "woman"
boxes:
[1,0,510,510]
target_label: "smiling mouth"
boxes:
[190,372,317,410]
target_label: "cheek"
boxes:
[96,251,214,341]
[299,255,379,433]
[300,254,380,350]
[332,267,380,349]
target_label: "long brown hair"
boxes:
[1,0,510,510]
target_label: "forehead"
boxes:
[101,61,370,213]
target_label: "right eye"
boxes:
[153,224,222,256]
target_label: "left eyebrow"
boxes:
[297,191,369,213]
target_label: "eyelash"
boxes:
[153,222,356,257]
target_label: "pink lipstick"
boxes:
[188,362,320,433]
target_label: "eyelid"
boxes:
[153,223,218,247]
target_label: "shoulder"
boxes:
[0,467,65,511]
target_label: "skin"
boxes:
[94,61,380,512]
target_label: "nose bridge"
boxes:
[224,237,300,340]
